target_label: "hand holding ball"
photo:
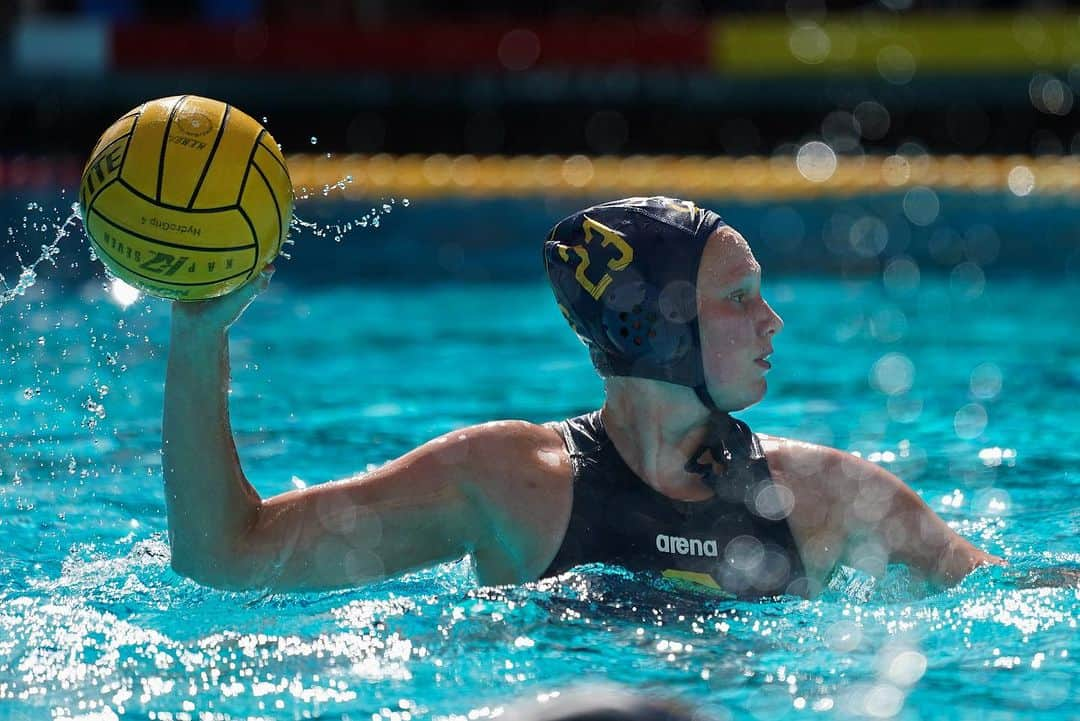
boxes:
[78,95,293,301]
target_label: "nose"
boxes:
[760,298,783,337]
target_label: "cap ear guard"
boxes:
[598,280,697,378]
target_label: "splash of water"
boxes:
[289,195,408,247]
[0,202,80,308]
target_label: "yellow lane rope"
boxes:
[712,13,1080,74]
[287,153,1080,200]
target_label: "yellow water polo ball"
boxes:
[78,95,293,301]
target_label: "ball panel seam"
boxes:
[88,212,257,288]
[84,133,132,172]
[93,234,256,287]
[156,94,188,203]
[85,112,138,169]
[116,177,237,213]
[257,138,290,179]
[89,205,256,253]
[252,160,283,255]
[187,103,231,210]
[235,128,267,207]
[235,205,260,281]
[117,109,141,177]
[83,177,118,225]
[80,135,127,211]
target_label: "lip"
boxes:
[754,350,773,369]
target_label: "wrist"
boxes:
[170,303,229,342]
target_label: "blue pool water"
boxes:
[1,196,1078,721]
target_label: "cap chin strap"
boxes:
[693,383,718,413]
[683,404,735,489]
[685,369,739,490]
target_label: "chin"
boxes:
[708,379,767,412]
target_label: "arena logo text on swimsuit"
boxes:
[655,533,719,557]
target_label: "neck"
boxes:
[600,377,720,501]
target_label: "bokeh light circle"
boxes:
[871,353,915,396]
[796,141,837,182]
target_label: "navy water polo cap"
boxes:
[543,196,726,408]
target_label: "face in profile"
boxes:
[695,226,784,411]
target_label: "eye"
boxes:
[729,290,747,304]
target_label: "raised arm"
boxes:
[162,269,269,588]
[162,269,572,592]
[761,436,1003,588]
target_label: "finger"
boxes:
[172,266,273,323]
[254,265,275,292]
[241,272,271,300]
[215,271,269,312]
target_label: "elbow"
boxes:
[168,556,220,590]
[169,543,263,592]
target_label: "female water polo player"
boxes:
[162,196,1002,596]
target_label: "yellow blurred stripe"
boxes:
[712,13,1080,74]
[286,153,1080,200]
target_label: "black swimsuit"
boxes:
[542,410,808,598]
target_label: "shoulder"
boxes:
[757,433,907,494]
[755,434,845,525]
[756,434,847,480]
[407,420,573,510]
[757,433,905,510]
[416,420,575,583]
[755,434,869,580]
[417,419,569,477]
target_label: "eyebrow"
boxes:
[715,264,761,292]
